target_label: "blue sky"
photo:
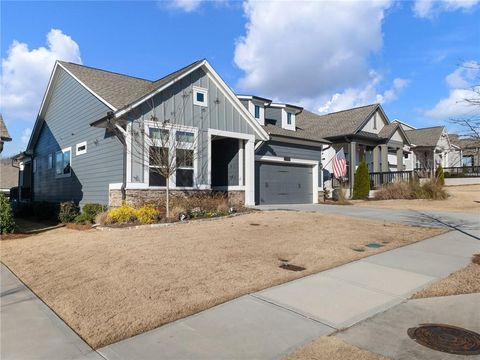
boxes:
[1,0,479,156]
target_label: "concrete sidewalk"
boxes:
[0,265,103,360]
[98,230,478,360]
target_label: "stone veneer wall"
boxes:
[109,188,245,207]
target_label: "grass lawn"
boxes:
[352,184,480,213]
[0,211,443,348]
[283,336,389,360]
[413,254,480,299]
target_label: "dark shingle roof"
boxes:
[0,159,18,189]
[405,126,444,147]
[378,123,398,139]
[296,104,378,139]
[262,124,329,143]
[0,114,12,141]
[58,59,204,110]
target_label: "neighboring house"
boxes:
[0,114,12,153]
[449,134,480,167]
[395,121,462,173]
[295,104,411,191]
[18,59,331,206]
[0,158,18,197]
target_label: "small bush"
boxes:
[74,212,93,225]
[0,193,15,234]
[95,211,109,226]
[107,203,137,224]
[136,206,160,224]
[352,160,370,199]
[415,179,448,200]
[436,164,445,187]
[170,206,187,221]
[80,203,107,223]
[58,201,80,223]
[374,179,447,200]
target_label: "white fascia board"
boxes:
[114,61,206,119]
[203,61,269,141]
[57,62,117,111]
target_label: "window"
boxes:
[193,86,208,107]
[76,141,87,155]
[287,112,292,125]
[33,158,37,173]
[149,146,168,186]
[55,147,71,178]
[373,115,377,130]
[254,105,261,119]
[176,148,194,187]
[48,154,53,169]
[150,128,169,142]
[176,131,194,144]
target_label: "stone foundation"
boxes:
[109,188,245,208]
[317,190,325,203]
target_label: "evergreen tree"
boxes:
[352,160,370,199]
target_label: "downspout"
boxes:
[106,111,128,203]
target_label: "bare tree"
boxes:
[128,93,202,219]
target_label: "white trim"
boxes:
[256,155,319,204]
[109,183,123,190]
[212,186,246,191]
[193,86,208,107]
[245,139,255,206]
[55,146,72,179]
[56,62,117,111]
[126,122,132,183]
[75,141,87,155]
[115,61,205,118]
[202,62,269,140]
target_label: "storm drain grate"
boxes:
[366,243,385,249]
[279,264,306,272]
[408,323,480,355]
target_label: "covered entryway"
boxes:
[255,161,314,204]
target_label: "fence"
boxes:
[369,171,413,189]
[443,166,480,178]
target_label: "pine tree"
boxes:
[352,160,370,199]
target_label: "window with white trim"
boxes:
[149,146,168,186]
[76,141,87,155]
[287,112,292,125]
[55,147,71,178]
[175,130,195,187]
[254,105,261,119]
[48,153,53,169]
[193,86,208,107]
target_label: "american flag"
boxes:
[332,148,347,178]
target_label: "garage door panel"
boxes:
[255,162,313,204]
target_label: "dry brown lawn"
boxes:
[0,211,443,348]
[353,184,480,213]
[283,336,390,360]
[413,255,480,299]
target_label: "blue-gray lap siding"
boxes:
[33,67,123,205]
[256,141,323,187]
[127,68,256,186]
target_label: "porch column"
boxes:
[349,141,357,194]
[397,148,403,171]
[380,144,389,172]
[244,139,255,206]
[373,146,380,172]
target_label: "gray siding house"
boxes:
[20,59,329,206]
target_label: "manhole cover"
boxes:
[408,324,480,355]
[366,243,384,249]
[279,264,305,271]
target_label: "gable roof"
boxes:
[58,60,204,111]
[0,114,12,141]
[378,122,410,144]
[405,126,444,147]
[296,104,380,139]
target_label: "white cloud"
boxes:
[0,29,81,122]
[317,73,410,114]
[413,0,480,18]
[424,61,479,119]
[167,0,203,12]
[234,0,399,113]
[20,127,32,146]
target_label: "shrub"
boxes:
[0,193,15,234]
[79,203,107,224]
[58,201,80,223]
[95,211,109,226]
[107,203,137,224]
[374,181,415,200]
[352,160,370,199]
[136,206,159,224]
[416,179,448,200]
[74,212,92,225]
[436,164,445,187]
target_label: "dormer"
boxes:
[267,103,302,131]
[237,95,271,126]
